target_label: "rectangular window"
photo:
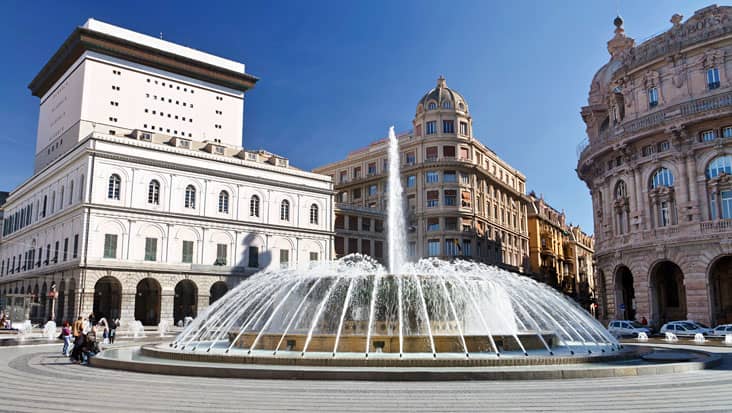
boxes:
[642,144,656,156]
[309,252,318,262]
[443,171,457,183]
[722,190,732,220]
[353,166,361,179]
[427,217,440,231]
[426,171,439,183]
[367,162,377,175]
[182,241,194,263]
[63,238,68,261]
[215,244,227,266]
[442,120,454,133]
[445,239,458,256]
[444,190,457,206]
[648,87,659,107]
[461,191,472,208]
[463,240,472,257]
[701,130,717,142]
[426,121,437,135]
[362,218,371,231]
[407,242,416,257]
[73,234,79,259]
[425,146,438,161]
[459,122,468,135]
[461,173,470,185]
[144,237,157,261]
[339,171,347,183]
[427,240,440,257]
[375,220,384,233]
[248,247,259,268]
[445,217,458,231]
[659,201,670,227]
[443,146,456,158]
[407,175,416,187]
[54,241,59,263]
[280,249,290,268]
[353,188,361,199]
[657,140,670,152]
[459,147,470,160]
[426,190,439,208]
[368,184,378,196]
[405,152,416,165]
[708,67,720,89]
[103,234,117,259]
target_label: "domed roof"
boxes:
[417,76,468,112]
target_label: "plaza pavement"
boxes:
[0,342,731,412]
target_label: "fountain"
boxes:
[129,320,146,339]
[158,319,170,337]
[16,320,33,339]
[168,127,618,362]
[694,333,706,344]
[637,332,648,342]
[665,332,678,342]
[43,321,57,340]
[726,334,732,345]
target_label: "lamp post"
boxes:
[48,283,58,321]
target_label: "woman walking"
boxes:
[61,321,72,356]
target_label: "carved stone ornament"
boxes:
[643,70,660,88]
[700,48,723,69]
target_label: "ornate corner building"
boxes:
[315,77,530,272]
[578,6,732,326]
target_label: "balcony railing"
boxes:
[578,90,732,161]
[700,219,732,233]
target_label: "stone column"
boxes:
[197,294,209,316]
[685,268,710,325]
[686,156,699,220]
[120,291,136,323]
[160,289,175,326]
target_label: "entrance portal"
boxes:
[135,278,161,326]
[173,280,197,325]
[93,276,122,321]
[650,261,686,325]
[710,255,732,325]
[615,266,635,320]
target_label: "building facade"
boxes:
[577,6,732,327]
[315,77,530,272]
[0,19,333,326]
[526,193,596,313]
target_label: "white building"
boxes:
[0,19,333,326]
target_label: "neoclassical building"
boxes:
[0,19,333,325]
[577,5,732,326]
[315,77,530,272]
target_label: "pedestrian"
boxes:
[88,312,96,329]
[70,332,85,363]
[641,316,648,326]
[72,316,83,338]
[61,321,72,356]
[109,318,119,344]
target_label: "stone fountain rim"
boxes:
[89,343,721,381]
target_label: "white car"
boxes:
[680,320,714,335]
[607,320,651,337]
[660,321,711,337]
[711,324,732,337]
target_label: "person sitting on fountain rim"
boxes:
[80,330,99,364]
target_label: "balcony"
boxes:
[578,90,732,161]
[700,219,732,234]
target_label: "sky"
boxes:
[0,0,717,232]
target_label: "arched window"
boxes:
[218,191,229,213]
[309,204,319,225]
[458,102,465,110]
[184,185,196,209]
[69,181,74,205]
[108,174,121,200]
[442,101,451,109]
[250,195,260,217]
[706,155,732,178]
[650,168,674,189]
[280,200,290,221]
[428,102,437,110]
[148,180,160,205]
[614,180,627,199]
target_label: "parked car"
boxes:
[659,321,712,337]
[680,320,714,334]
[607,320,651,337]
[711,324,732,337]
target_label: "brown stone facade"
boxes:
[578,6,732,328]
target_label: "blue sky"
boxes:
[0,0,716,231]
